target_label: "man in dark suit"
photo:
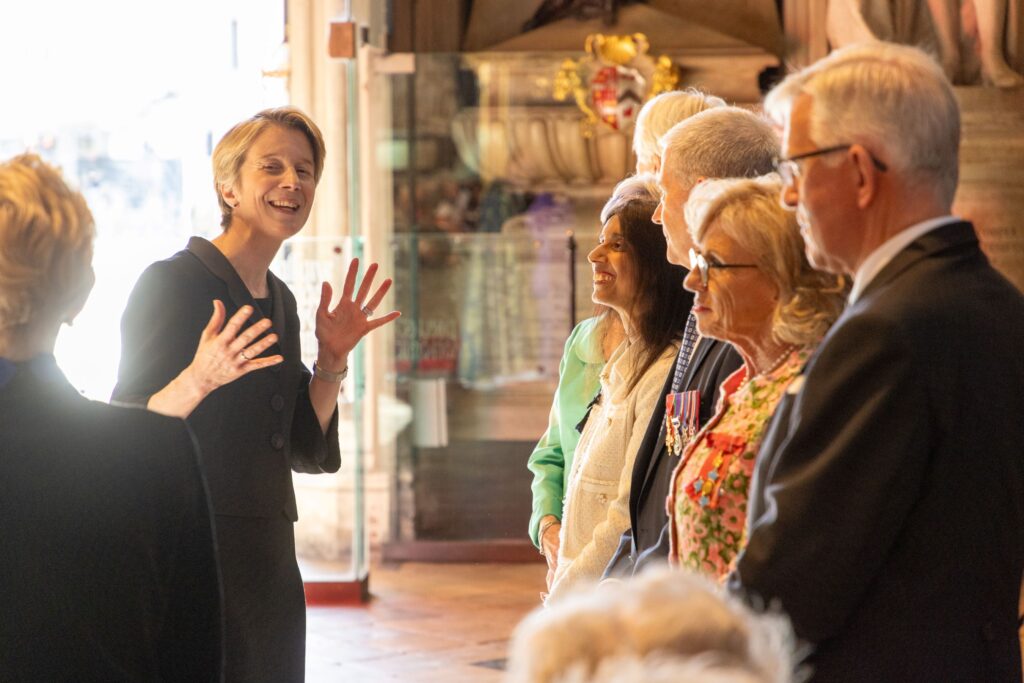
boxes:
[729,43,1024,681]
[0,154,223,681]
[604,107,778,579]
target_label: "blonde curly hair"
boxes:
[684,174,847,346]
[0,154,95,335]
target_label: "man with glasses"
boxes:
[602,106,778,581]
[729,42,1024,681]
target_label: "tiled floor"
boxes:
[306,562,547,682]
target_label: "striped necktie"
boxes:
[671,312,699,392]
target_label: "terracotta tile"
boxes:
[306,562,545,682]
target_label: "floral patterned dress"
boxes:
[667,346,811,580]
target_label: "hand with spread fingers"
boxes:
[187,300,284,394]
[313,258,401,373]
[146,300,283,419]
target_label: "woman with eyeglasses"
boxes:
[666,174,846,581]
[545,174,690,601]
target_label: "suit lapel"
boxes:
[186,236,295,368]
[858,221,978,303]
[637,336,715,502]
[185,236,258,312]
[631,369,673,504]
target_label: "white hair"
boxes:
[764,41,960,205]
[633,90,726,171]
[600,173,659,224]
[553,655,771,683]
[659,107,780,187]
[505,568,797,683]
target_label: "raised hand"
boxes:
[186,301,283,394]
[147,300,283,419]
[314,258,401,371]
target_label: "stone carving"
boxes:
[826,0,1024,87]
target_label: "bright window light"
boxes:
[0,0,286,399]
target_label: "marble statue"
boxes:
[827,0,1023,87]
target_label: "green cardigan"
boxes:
[527,316,606,547]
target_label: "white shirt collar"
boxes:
[848,215,960,304]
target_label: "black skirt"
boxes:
[215,514,306,683]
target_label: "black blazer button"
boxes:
[270,433,285,450]
[270,394,285,411]
[981,622,997,642]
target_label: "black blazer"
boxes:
[731,222,1024,681]
[0,355,222,682]
[604,334,742,578]
[112,237,341,520]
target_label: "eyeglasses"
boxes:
[775,144,888,186]
[689,248,758,289]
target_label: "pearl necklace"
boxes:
[751,344,797,381]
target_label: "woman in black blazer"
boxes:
[112,107,399,682]
[0,154,222,681]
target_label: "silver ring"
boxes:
[361,306,374,317]
[240,350,250,361]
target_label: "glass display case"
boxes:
[276,236,370,596]
[367,51,633,558]
[358,11,777,556]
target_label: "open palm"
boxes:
[314,258,400,369]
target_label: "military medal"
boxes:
[664,393,677,454]
[681,390,699,440]
[666,389,701,456]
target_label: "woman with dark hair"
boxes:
[528,92,721,591]
[546,174,689,601]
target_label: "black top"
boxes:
[0,355,222,682]
[112,237,341,520]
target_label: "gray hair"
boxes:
[505,567,797,683]
[659,107,780,187]
[685,174,847,346]
[600,173,659,224]
[764,41,960,205]
[633,90,726,171]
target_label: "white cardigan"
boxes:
[548,338,678,601]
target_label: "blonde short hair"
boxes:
[764,41,960,205]
[633,90,726,171]
[212,106,326,229]
[506,568,796,683]
[0,154,95,334]
[685,174,846,346]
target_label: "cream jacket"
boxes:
[548,338,678,600]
